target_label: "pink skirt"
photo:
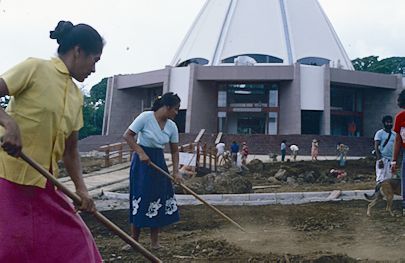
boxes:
[0,178,102,263]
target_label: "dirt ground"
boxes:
[75,159,405,262]
[79,158,405,262]
[83,201,405,262]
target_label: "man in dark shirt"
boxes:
[230,141,239,164]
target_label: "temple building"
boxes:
[103,0,403,137]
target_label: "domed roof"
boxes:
[171,0,354,70]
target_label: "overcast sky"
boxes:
[1,0,404,91]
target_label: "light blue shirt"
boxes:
[128,111,179,149]
[374,129,395,159]
[281,142,286,151]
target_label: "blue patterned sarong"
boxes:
[129,146,179,228]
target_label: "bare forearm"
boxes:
[63,148,87,192]
[124,134,144,154]
[171,149,179,174]
[374,141,381,160]
[0,107,22,157]
[0,108,14,127]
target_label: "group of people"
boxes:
[280,140,317,162]
[2,20,405,263]
[216,140,249,167]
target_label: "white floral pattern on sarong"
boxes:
[145,198,162,218]
[132,197,141,215]
[165,197,178,215]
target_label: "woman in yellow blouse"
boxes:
[0,21,104,262]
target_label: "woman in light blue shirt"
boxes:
[123,92,182,249]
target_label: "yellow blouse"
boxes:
[0,57,83,188]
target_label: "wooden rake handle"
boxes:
[149,162,246,232]
[19,152,162,263]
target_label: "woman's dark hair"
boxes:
[50,20,104,55]
[398,89,405,108]
[151,92,181,112]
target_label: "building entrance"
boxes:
[301,110,322,135]
[217,82,279,134]
[237,116,266,134]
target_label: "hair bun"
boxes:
[50,21,74,44]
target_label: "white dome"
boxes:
[171,0,354,70]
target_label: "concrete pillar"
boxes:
[102,76,115,135]
[105,88,148,135]
[278,63,301,134]
[321,65,331,135]
[185,64,217,133]
[163,65,172,93]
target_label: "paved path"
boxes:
[62,162,130,197]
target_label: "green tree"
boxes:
[351,56,379,71]
[90,77,107,102]
[352,56,405,74]
[79,78,108,139]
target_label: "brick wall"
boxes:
[80,133,373,157]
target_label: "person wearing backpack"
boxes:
[374,115,395,185]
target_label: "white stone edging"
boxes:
[100,190,399,206]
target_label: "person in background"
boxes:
[216,141,226,164]
[337,143,349,167]
[374,115,395,187]
[280,140,287,162]
[289,144,299,161]
[241,141,249,165]
[0,20,104,262]
[230,141,239,164]
[391,90,405,215]
[311,139,319,161]
[123,92,182,249]
[347,120,357,136]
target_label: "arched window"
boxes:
[222,54,283,64]
[297,57,330,66]
[176,58,209,67]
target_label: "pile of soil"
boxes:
[177,158,378,194]
[175,167,253,194]
[83,200,405,262]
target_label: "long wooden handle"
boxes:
[19,152,162,263]
[149,162,246,232]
